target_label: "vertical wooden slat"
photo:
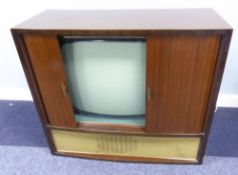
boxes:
[24,34,77,127]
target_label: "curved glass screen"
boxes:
[60,37,146,126]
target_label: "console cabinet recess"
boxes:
[11,9,232,164]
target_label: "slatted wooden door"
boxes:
[146,34,221,133]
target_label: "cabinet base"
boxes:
[50,129,201,163]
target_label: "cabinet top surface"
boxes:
[13,9,231,31]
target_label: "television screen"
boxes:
[61,37,146,126]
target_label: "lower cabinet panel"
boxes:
[51,129,200,162]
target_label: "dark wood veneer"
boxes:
[14,9,231,30]
[11,32,57,153]
[11,9,232,164]
[146,34,221,133]
[197,30,233,163]
[54,151,199,164]
[23,34,76,128]
[47,125,204,137]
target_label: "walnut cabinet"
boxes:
[12,9,232,164]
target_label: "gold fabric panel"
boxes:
[51,130,200,161]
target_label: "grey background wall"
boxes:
[220,36,238,94]
[0,0,237,106]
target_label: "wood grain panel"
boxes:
[146,34,221,133]
[24,34,77,127]
[13,9,231,30]
[197,31,232,163]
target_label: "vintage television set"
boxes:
[60,36,147,126]
[11,9,232,164]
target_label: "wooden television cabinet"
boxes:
[11,9,232,164]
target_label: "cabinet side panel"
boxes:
[146,35,220,133]
[197,31,232,163]
[24,34,76,127]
